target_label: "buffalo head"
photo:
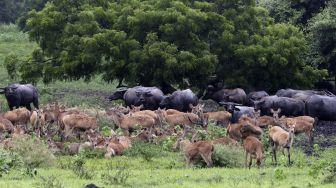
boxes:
[108,88,127,101]
[219,101,242,114]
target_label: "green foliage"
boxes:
[0,149,23,177]
[9,137,55,168]
[0,0,47,26]
[101,167,130,186]
[321,162,336,184]
[195,145,244,168]
[20,0,324,91]
[78,147,105,159]
[71,155,93,179]
[274,168,287,180]
[204,123,226,140]
[307,1,336,80]
[4,53,19,80]
[258,0,329,25]
[123,141,162,161]
[35,175,64,188]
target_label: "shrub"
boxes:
[9,137,55,168]
[71,155,93,179]
[79,147,105,159]
[123,141,162,161]
[204,124,226,140]
[35,175,64,188]
[0,149,23,176]
[274,168,287,180]
[4,53,19,80]
[101,167,130,186]
[212,145,245,168]
[322,162,336,184]
[194,145,244,168]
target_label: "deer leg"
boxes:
[287,147,291,166]
[185,155,191,167]
[201,152,213,167]
[245,151,249,168]
[272,144,278,165]
[249,155,253,169]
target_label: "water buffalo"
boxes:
[109,86,164,110]
[159,89,198,112]
[306,95,336,121]
[220,102,255,123]
[203,87,247,104]
[246,91,269,106]
[276,89,323,98]
[254,96,305,117]
[0,83,39,111]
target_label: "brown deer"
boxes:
[269,118,296,165]
[243,136,264,169]
[174,134,214,167]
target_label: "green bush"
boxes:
[212,145,245,168]
[124,141,162,161]
[35,175,64,188]
[194,145,244,168]
[322,162,336,184]
[79,147,106,159]
[71,155,93,179]
[0,149,23,176]
[9,137,55,168]
[101,167,130,186]
[204,124,226,140]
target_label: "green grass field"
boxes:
[0,24,335,188]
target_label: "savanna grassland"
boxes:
[0,25,335,188]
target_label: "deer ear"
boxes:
[277,108,281,113]
[270,109,274,113]
[189,103,194,109]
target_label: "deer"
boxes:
[269,118,296,165]
[174,133,214,167]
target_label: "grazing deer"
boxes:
[174,134,214,167]
[243,136,264,169]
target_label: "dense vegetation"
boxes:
[0,26,336,187]
[1,0,334,92]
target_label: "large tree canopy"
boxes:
[307,1,336,79]
[18,0,326,92]
[258,0,329,26]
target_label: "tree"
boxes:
[0,0,21,23]
[307,1,336,80]
[258,0,329,26]
[21,0,326,92]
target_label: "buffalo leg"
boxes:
[25,104,31,111]
[245,151,249,168]
[33,99,39,109]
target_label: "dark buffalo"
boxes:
[0,83,39,111]
[109,86,164,110]
[203,87,247,104]
[220,102,255,123]
[254,96,305,117]
[108,88,127,101]
[306,95,336,121]
[276,89,323,98]
[159,89,198,112]
[246,91,269,106]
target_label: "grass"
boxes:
[0,24,335,188]
[0,155,335,188]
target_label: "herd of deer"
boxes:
[0,102,316,168]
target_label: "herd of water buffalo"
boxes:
[108,86,336,122]
[0,83,336,122]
